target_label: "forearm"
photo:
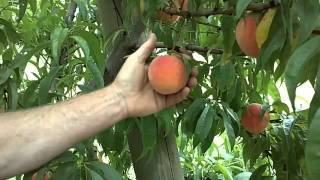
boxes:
[0,84,127,179]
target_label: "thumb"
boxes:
[133,33,157,63]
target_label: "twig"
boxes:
[155,42,223,54]
[163,2,278,17]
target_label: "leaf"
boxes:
[194,105,215,147]
[39,67,62,105]
[306,108,320,180]
[220,108,236,149]
[272,100,290,114]
[71,36,90,58]
[51,27,69,66]
[75,0,88,20]
[0,68,13,85]
[18,0,28,22]
[285,36,320,110]
[8,79,18,110]
[86,161,122,180]
[221,15,236,59]
[308,61,320,123]
[155,108,174,137]
[234,172,252,180]
[78,31,105,72]
[216,164,233,180]
[235,0,253,19]
[183,98,206,136]
[51,163,81,180]
[0,18,20,43]
[137,116,158,156]
[257,9,286,71]
[88,169,104,180]
[293,0,320,44]
[86,57,104,89]
[249,164,268,180]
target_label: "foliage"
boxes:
[0,0,319,179]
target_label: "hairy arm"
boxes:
[0,33,197,179]
[0,84,127,178]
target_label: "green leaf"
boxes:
[221,15,236,58]
[308,61,320,123]
[0,68,13,85]
[257,9,286,71]
[71,36,90,58]
[194,105,215,147]
[39,67,62,105]
[75,0,88,20]
[293,0,320,44]
[285,36,320,110]
[306,108,320,180]
[220,108,236,149]
[86,161,122,180]
[0,18,20,43]
[87,57,104,89]
[216,164,233,180]
[8,79,18,110]
[51,163,81,180]
[137,116,158,155]
[183,98,206,136]
[234,172,252,180]
[235,0,253,19]
[51,27,69,66]
[272,100,290,114]
[249,164,268,180]
[156,108,174,137]
[78,31,105,72]
[18,0,28,22]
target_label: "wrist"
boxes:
[110,83,129,119]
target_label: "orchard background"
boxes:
[0,0,320,179]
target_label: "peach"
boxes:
[148,55,188,95]
[241,103,270,134]
[236,15,260,58]
[157,0,188,23]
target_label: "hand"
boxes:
[113,33,198,117]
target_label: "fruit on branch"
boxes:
[241,103,270,134]
[148,55,188,95]
[157,0,188,23]
[256,8,277,48]
[236,15,260,58]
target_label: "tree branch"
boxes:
[163,2,278,17]
[154,42,223,54]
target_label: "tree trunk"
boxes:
[97,1,184,179]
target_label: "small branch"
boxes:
[154,42,223,54]
[163,2,278,17]
[312,29,320,35]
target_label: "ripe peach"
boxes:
[236,15,260,58]
[241,103,270,134]
[148,55,188,95]
[157,0,188,23]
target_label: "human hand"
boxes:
[112,33,198,117]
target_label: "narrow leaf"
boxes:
[39,67,61,105]
[194,105,215,147]
[236,0,253,19]
[51,27,69,66]
[285,36,320,110]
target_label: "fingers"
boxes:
[166,67,198,107]
[166,87,190,107]
[133,33,157,63]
